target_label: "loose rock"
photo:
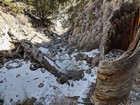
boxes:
[38,83,44,88]
[105,49,124,61]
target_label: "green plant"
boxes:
[0,0,24,13]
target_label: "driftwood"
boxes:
[92,2,140,105]
[19,39,84,83]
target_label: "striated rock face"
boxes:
[68,0,140,52]
[68,0,103,51]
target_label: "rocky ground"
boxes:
[0,1,140,104]
[0,9,100,105]
[0,32,100,105]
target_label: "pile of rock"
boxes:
[105,49,124,61]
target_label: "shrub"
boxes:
[0,0,23,13]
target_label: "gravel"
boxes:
[105,49,124,61]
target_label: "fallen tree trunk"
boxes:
[19,39,84,83]
[20,39,61,76]
[91,1,140,105]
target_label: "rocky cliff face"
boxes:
[68,0,103,51]
[68,0,140,52]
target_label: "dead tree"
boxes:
[19,39,84,83]
[91,1,140,105]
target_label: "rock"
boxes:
[0,80,3,83]
[56,77,68,84]
[104,49,124,61]
[38,83,44,88]
[86,57,93,66]
[65,70,84,81]
[0,99,4,105]
[82,78,87,81]
[5,60,22,69]
[40,68,46,73]
[85,69,91,74]
[16,97,37,105]
[16,74,20,78]
[75,53,87,61]
[68,47,75,54]
[91,54,101,67]
[36,102,44,105]
[71,83,74,87]
[30,62,42,71]
[30,64,38,71]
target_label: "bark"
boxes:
[91,1,140,105]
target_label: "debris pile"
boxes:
[105,49,124,61]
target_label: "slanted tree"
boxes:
[18,0,59,26]
[91,0,140,105]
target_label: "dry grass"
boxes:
[49,96,78,105]
[15,97,36,105]
[16,14,29,25]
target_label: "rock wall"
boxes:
[68,0,140,52]
[68,0,103,51]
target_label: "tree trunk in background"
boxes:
[91,0,140,105]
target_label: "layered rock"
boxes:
[68,0,103,51]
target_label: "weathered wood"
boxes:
[19,39,60,76]
[92,2,140,105]
[19,39,84,83]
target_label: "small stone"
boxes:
[36,102,44,105]
[30,97,37,103]
[86,69,91,74]
[71,83,74,87]
[66,81,70,86]
[86,57,93,65]
[91,54,101,67]
[82,78,87,81]
[40,68,46,73]
[56,77,67,84]
[0,80,3,83]
[10,98,13,102]
[16,74,20,78]
[33,78,39,80]
[58,49,63,52]
[75,53,87,61]
[91,74,94,77]
[105,49,124,61]
[38,83,44,88]
[0,99,4,104]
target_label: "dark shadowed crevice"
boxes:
[104,2,140,54]
[92,2,140,105]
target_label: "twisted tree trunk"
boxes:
[91,0,140,105]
